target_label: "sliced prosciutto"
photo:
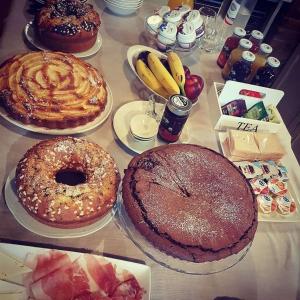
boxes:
[23,250,144,300]
[84,254,119,296]
[30,261,90,300]
[24,250,72,283]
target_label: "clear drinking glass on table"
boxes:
[199,6,217,52]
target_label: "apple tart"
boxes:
[0,51,107,129]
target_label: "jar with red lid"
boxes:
[249,30,264,54]
[158,95,192,143]
[217,27,246,68]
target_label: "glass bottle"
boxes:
[217,27,246,68]
[249,30,264,54]
[251,56,280,87]
[222,38,252,80]
[228,50,255,82]
[247,43,273,82]
[167,0,194,9]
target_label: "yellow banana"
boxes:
[167,51,185,95]
[147,53,180,96]
[136,59,170,99]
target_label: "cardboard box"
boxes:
[208,81,285,133]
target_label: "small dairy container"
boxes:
[157,22,177,51]
[146,15,163,35]
[156,6,171,18]
[177,21,196,49]
[163,10,182,26]
[175,4,191,17]
[185,10,204,39]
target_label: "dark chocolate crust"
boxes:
[122,144,257,263]
[35,0,100,53]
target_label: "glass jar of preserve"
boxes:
[228,50,255,82]
[222,38,253,80]
[247,43,273,82]
[249,30,264,54]
[158,95,192,143]
[251,56,280,87]
[217,27,246,68]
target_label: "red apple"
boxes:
[184,74,204,103]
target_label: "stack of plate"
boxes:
[104,0,144,16]
[130,114,158,142]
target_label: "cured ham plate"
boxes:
[0,242,150,299]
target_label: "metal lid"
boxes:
[242,51,255,62]
[239,38,253,50]
[233,27,246,38]
[167,95,192,116]
[267,56,280,68]
[251,30,264,41]
[260,43,273,54]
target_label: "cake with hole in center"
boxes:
[122,144,257,263]
[0,51,107,129]
[15,137,120,228]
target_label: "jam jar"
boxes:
[228,50,255,83]
[158,95,192,143]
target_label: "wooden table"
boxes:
[0,1,300,299]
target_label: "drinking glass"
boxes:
[199,6,217,52]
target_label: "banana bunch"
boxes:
[135,51,185,99]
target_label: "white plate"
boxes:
[218,131,300,222]
[113,100,190,154]
[0,243,150,300]
[0,84,113,135]
[4,169,115,238]
[24,21,102,58]
[127,45,168,101]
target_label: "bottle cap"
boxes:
[167,95,192,116]
[239,38,253,50]
[233,27,246,38]
[251,30,264,41]
[242,51,255,62]
[267,56,280,68]
[260,43,273,54]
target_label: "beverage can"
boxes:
[158,95,192,142]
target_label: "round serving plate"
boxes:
[0,84,113,135]
[5,169,116,238]
[115,192,252,275]
[113,100,190,154]
[24,20,103,58]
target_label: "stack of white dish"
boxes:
[104,0,144,16]
[130,114,158,142]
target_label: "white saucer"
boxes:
[4,169,115,238]
[113,100,190,154]
[24,21,102,58]
[0,84,113,135]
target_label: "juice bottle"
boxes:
[167,0,194,9]
[222,38,252,80]
[228,50,255,82]
[217,27,246,68]
[247,43,272,82]
[249,30,264,54]
[251,56,280,87]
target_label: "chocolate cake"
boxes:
[35,0,101,52]
[122,144,257,263]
